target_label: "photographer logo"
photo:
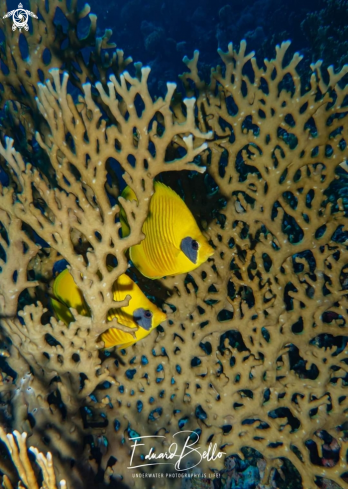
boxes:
[3,3,38,32]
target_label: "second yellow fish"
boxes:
[52,269,166,349]
[120,182,214,279]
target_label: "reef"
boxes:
[0,1,348,489]
[0,427,66,489]
[301,0,348,70]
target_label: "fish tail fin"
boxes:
[51,297,74,325]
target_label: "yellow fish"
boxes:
[52,269,166,349]
[102,273,166,349]
[120,182,214,279]
[52,269,90,324]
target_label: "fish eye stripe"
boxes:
[133,307,153,331]
[180,236,198,264]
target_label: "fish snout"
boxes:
[198,237,215,263]
[154,309,167,327]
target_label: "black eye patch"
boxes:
[133,308,153,330]
[180,237,199,264]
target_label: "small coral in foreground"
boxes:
[0,427,66,489]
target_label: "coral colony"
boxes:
[0,1,347,489]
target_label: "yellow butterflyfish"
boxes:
[52,268,90,324]
[120,181,214,279]
[52,269,166,349]
[102,273,166,349]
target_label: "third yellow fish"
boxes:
[120,182,214,279]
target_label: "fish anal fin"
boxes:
[101,327,135,349]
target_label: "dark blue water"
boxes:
[3,0,340,97]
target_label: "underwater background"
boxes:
[0,0,347,488]
[4,0,345,95]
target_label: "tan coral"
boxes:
[0,427,66,489]
[0,3,348,487]
[97,43,348,488]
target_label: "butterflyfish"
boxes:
[101,273,166,349]
[51,269,166,349]
[120,181,214,279]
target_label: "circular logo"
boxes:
[2,3,38,33]
[13,9,29,31]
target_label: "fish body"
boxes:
[52,269,166,349]
[120,182,214,279]
[53,268,90,319]
[102,273,166,349]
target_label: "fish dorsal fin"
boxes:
[121,186,137,202]
[153,181,186,210]
[112,273,158,314]
[112,273,134,303]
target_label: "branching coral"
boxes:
[0,2,348,489]
[0,427,66,489]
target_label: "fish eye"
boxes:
[191,240,199,251]
[133,308,153,330]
